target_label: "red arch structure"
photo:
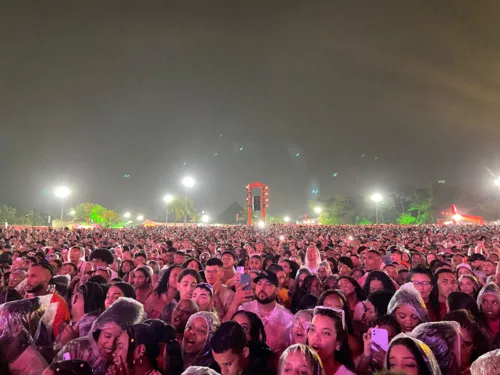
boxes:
[246,182,269,225]
[439,204,484,225]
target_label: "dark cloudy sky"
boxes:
[2,1,500,220]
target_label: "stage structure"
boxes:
[246,182,269,225]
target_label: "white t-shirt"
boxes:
[333,365,356,375]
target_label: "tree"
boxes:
[408,187,436,224]
[0,205,17,224]
[396,213,417,225]
[75,202,95,224]
[169,197,196,222]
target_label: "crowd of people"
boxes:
[1,223,500,375]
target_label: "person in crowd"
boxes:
[119,260,135,279]
[89,248,117,279]
[192,283,215,312]
[302,274,322,298]
[250,255,263,271]
[305,245,321,274]
[357,250,383,286]
[26,261,70,338]
[205,258,234,320]
[133,266,154,304]
[68,246,86,273]
[407,266,440,321]
[221,251,237,287]
[470,348,500,375]
[239,270,293,355]
[61,263,78,279]
[317,261,332,282]
[362,271,397,296]
[385,334,442,375]
[307,306,356,375]
[388,282,429,333]
[363,289,395,325]
[8,270,25,288]
[182,311,220,370]
[447,291,481,322]
[278,344,325,375]
[54,297,145,375]
[324,275,338,290]
[444,310,491,375]
[177,268,202,301]
[435,269,459,318]
[337,257,354,277]
[105,282,136,309]
[337,276,365,313]
[291,309,313,345]
[459,274,481,298]
[410,321,461,375]
[477,283,500,341]
[172,299,199,344]
[211,321,273,375]
[145,265,182,319]
[231,310,274,372]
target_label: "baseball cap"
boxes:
[253,270,279,287]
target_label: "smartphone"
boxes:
[371,328,389,352]
[236,266,244,274]
[240,273,251,291]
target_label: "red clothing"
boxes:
[439,302,447,321]
[40,293,70,339]
[425,301,438,322]
[487,319,500,338]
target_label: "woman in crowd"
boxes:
[291,309,313,345]
[144,265,182,319]
[232,310,274,372]
[407,266,440,321]
[410,321,461,375]
[181,311,220,370]
[184,259,203,273]
[291,269,312,313]
[54,297,146,375]
[337,276,365,314]
[388,283,429,333]
[324,275,338,291]
[317,261,332,283]
[385,334,441,375]
[278,344,325,375]
[363,290,395,326]
[362,271,396,296]
[459,274,481,299]
[444,310,491,375]
[307,306,356,375]
[104,282,136,310]
[302,275,323,298]
[477,283,500,341]
[447,291,481,322]
[119,260,135,279]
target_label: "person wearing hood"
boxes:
[410,321,461,375]
[470,349,500,375]
[0,297,50,375]
[477,283,500,341]
[385,334,442,375]
[182,311,221,371]
[56,281,106,349]
[388,282,429,333]
[54,297,145,375]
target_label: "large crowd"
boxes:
[1,224,500,375]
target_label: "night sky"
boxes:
[2,1,500,220]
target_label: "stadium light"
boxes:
[123,212,131,219]
[137,215,144,221]
[181,176,196,223]
[258,220,266,228]
[284,216,291,223]
[201,214,210,223]
[54,186,70,221]
[371,193,383,224]
[314,207,322,214]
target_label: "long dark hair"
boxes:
[77,281,105,314]
[367,290,395,318]
[311,308,355,371]
[362,271,396,296]
[336,276,365,302]
[443,310,491,365]
[387,336,435,375]
[407,266,440,318]
[317,289,355,335]
[155,265,182,295]
[231,310,266,343]
[447,292,481,322]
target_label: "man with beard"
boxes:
[171,299,199,345]
[239,270,293,355]
[26,261,70,339]
[133,266,153,304]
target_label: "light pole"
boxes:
[163,194,173,223]
[371,193,383,224]
[181,176,195,224]
[70,209,76,223]
[54,186,70,221]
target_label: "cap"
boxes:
[253,270,279,287]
